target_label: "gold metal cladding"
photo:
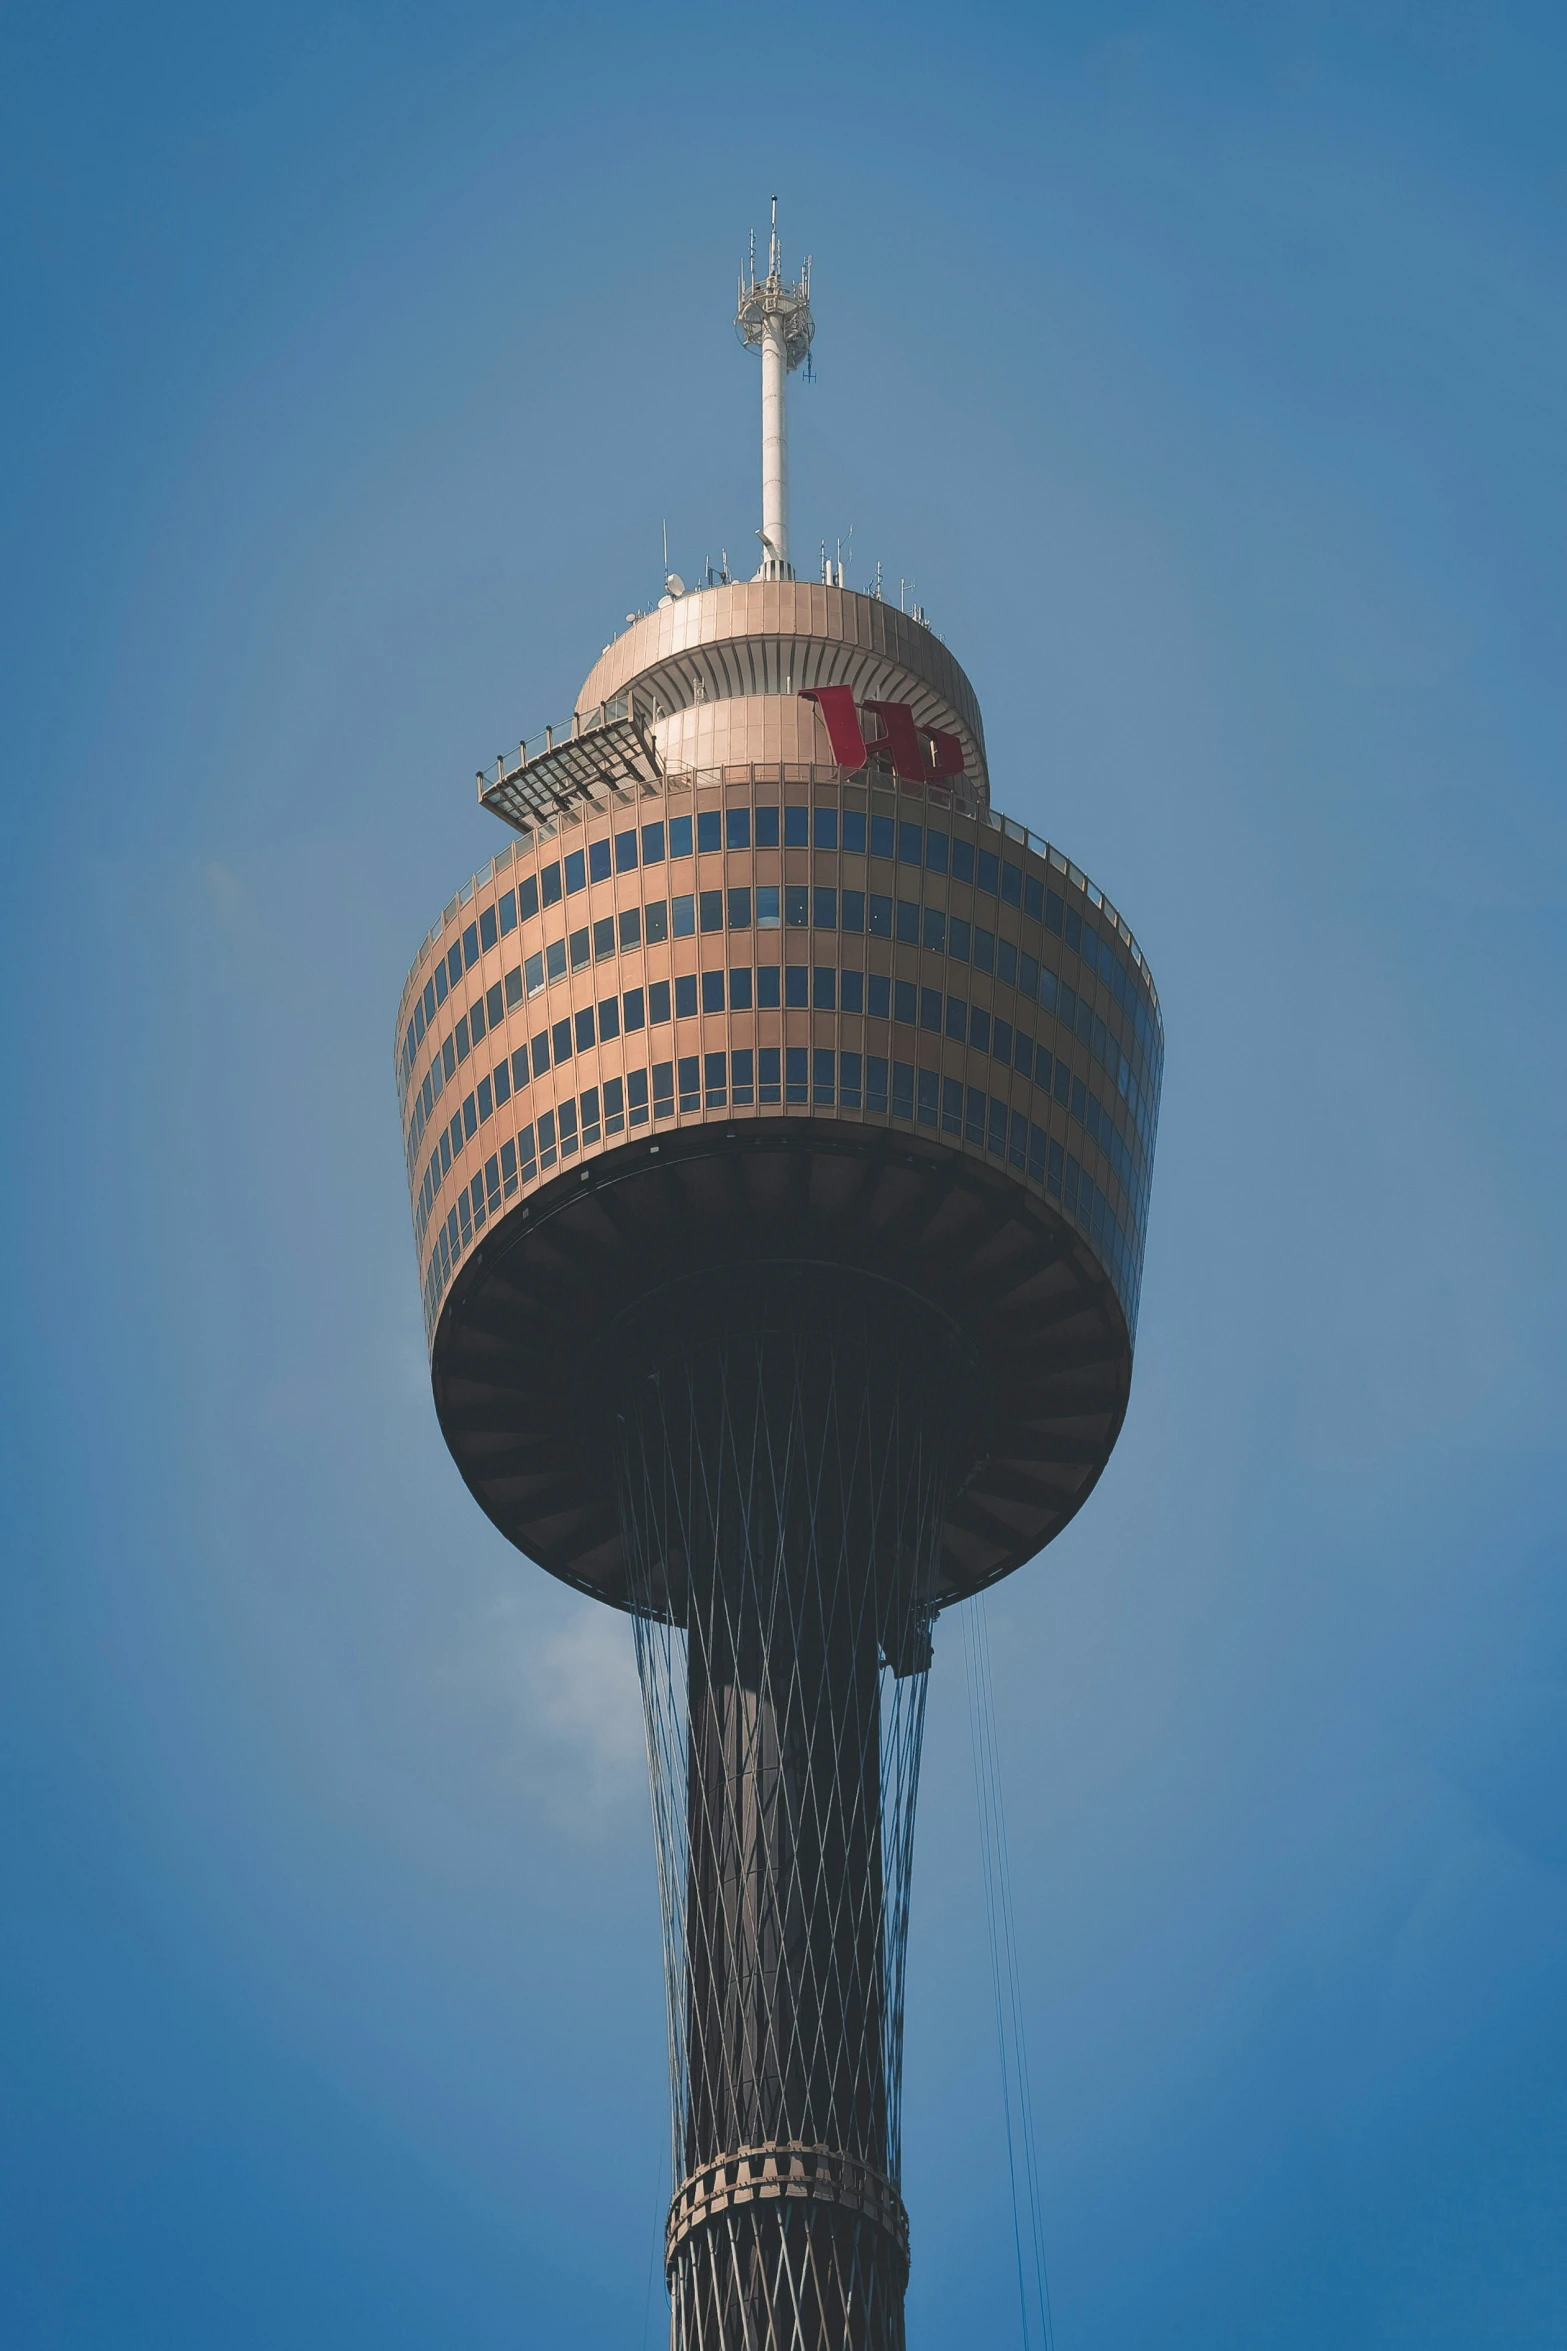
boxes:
[575,580,990,808]
[664,2143,911,2282]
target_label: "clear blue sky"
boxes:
[3,5,1565,2345]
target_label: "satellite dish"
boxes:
[665,572,686,598]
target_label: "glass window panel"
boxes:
[784,805,809,847]
[841,889,865,932]
[756,884,780,928]
[455,1016,471,1060]
[486,981,503,1025]
[512,1047,529,1090]
[649,980,671,1024]
[593,916,615,960]
[668,815,693,858]
[1001,861,1022,907]
[893,978,917,1024]
[701,970,725,1013]
[812,966,836,1010]
[674,974,698,1017]
[463,923,479,967]
[615,829,638,873]
[784,885,810,927]
[997,939,1018,985]
[434,961,448,1005]
[842,809,866,854]
[922,907,946,953]
[552,1018,573,1062]
[945,994,966,1041]
[598,996,620,1041]
[925,831,948,874]
[917,1068,939,1127]
[569,928,590,970]
[757,965,781,1009]
[546,939,567,982]
[645,899,668,943]
[840,1050,862,1107]
[870,812,895,858]
[812,1046,835,1102]
[1024,873,1043,921]
[725,807,750,850]
[898,821,922,863]
[840,968,864,1014]
[526,950,545,995]
[784,965,809,1008]
[729,966,753,1011]
[728,886,751,928]
[540,863,563,905]
[623,986,645,1032]
[994,1016,1014,1063]
[480,906,498,949]
[755,805,780,848]
[814,886,837,929]
[977,849,998,895]
[699,889,724,932]
[868,893,892,937]
[896,899,919,944]
[867,972,891,1019]
[619,907,641,950]
[589,839,612,883]
[642,821,666,865]
[813,807,838,849]
[518,874,540,920]
[972,926,995,974]
[919,987,942,1031]
[564,850,586,894]
[758,1045,781,1100]
[672,894,695,936]
[892,1060,915,1118]
[785,1045,808,1100]
[944,1077,965,1136]
[505,968,523,1008]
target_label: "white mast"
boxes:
[736,197,813,581]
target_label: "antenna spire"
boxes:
[735,201,814,582]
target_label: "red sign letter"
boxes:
[800,685,868,769]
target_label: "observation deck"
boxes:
[394,586,1162,1621]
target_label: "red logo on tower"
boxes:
[800,686,966,783]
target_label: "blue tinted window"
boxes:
[569,928,590,971]
[1001,860,1022,907]
[499,891,517,936]
[598,996,620,1040]
[615,829,638,873]
[552,1018,573,1063]
[672,894,695,936]
[842,809,866,854]
[511,1047,529,1091]
[813,967,836,1010]
[840,968,864,1013]
[945,1078,965,1137]
[728,886,751,929]
[699,890,724,932]
[447,945,463,988]
[704,1051,726,1094]
[593,917,615,961]
[785,886,809,927]
[840,1051,862,1105]
[871,813,895,858]
[623,987,645,1032]
[949,916,971,962]
[898,821,922,863]
[565,851,586,895]
[455,1015,471,1059]
[784,805,809,847]
[919,988,942,1032]
[589,839,612,883]
[945,994,966,1041]
[756,884,781,928]
[697,810,721,853]
[644,900,668,944]
[868,894,891,937]
[480,906,498,950]
[541,862,563,905]
[463,924,479,967]
[994,1016,1013,1063]
[997,939,1017,985]
[1065,907,1082,953]
[519,874,540,920]
[785,1046,808,1101]
[892,1061,915,1118]
[812,1047,835,1102]
[669,815,693,858]
[922,908,945,953]
[814,887,837,929]
[893,979,916,1024]
[674,974,698,1017]
[896,899,919,944]
[917,1068,939,1127]
[868,973,891,1019]
[814,807,838,850]
[925,831,948,874]
[424,979,437,1022]
[784,965,809,1008]
[755,805,780,848]
[842,890,865,932]
[531,1031,551,1076]
[758,1046,781,1099]
[526,950,545,995]
[972,927,995,975]
[678,1056,700,1103]
[652,1061,674,1105]
[951,837,975,884]
[726,808,750,850]
[757,965,781,1008]
[970,1006,991,1051]
[477,1076,493,1119]
[977,849,998,895]
[701,970,725,1013]
[648,980,671,1024]
[731,1049,753,1093]
[729,966,753,1010]
[642,822,666,865]
[1024,874,1043,921]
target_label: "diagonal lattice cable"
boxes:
[616,1268,960,2351]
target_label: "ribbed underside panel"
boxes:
[616,1271,952,2351]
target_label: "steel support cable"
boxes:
[961,1597,1057,2351]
